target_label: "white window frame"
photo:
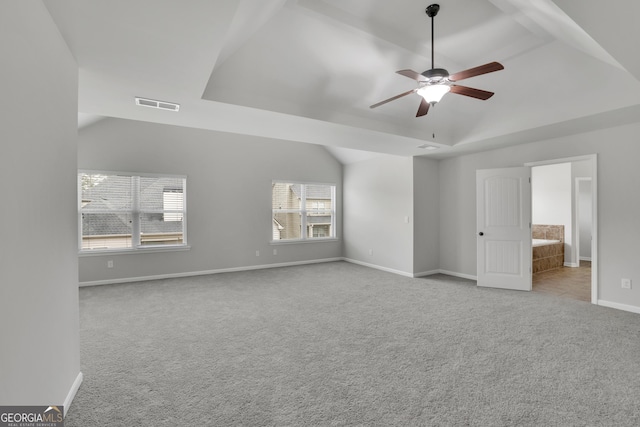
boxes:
[78,170,189,254]
[271,180,337,243]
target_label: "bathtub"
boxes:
[532,238,561,247]
[531,225,565,274]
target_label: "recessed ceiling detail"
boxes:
[43,0,640,159]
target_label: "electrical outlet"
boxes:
[255,250,260,257]
[273,249,277,256]
[107,260,114,268]
[368,249,373,255]
[622,278,632,289]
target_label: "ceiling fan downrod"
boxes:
[425,4,440,71]
[422,4,448,81]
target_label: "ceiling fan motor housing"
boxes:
[421,68,449,81]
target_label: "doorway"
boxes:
[576,178,593,264]
[527,156,597,304]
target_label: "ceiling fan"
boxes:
[370,3,504,117]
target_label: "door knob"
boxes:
[478,232,484,236]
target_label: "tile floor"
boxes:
[532,261,591,302]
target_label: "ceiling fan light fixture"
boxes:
[417,84,450,104]
[369,4,503,117]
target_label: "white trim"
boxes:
[438,269,478,281]
[79,245,191,257]
[63,372,83,418]
[564,262,580,268]
[591,155,598,304]
[80,258,453,286]
[580,257,592,261]
[342,258,414,278]
[79,169,186,179]
[413,269,441,278]
[597,300,640,315]
[272,178,337,186]
[79,258,343,287]
[270,238,339,245]
[524,155,595,168]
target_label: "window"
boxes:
[163,189,184,222]
[79,171,187,251]
[272,182,335,241]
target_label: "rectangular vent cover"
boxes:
[135,97,180,112]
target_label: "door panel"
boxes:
[477,167,531,290]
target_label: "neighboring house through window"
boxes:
[272,182,336,241]
[79,171,187,251]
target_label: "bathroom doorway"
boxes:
[527,156,597,303]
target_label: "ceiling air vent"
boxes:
[417,144,439,150]
[135,97,180,112]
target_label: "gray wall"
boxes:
[0,2,80,405]
[78,118,342,283]
[343,155,414,275]
[578,180,593,260]
[413,157,440,275]
[439,122,640,309]
[532,163,572,264]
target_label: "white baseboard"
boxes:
[580,256,592,261]
[564,262,580,268]
[80,258,343,287]
[413,269,441,278]
[64,372,83,418]
[438,269,478,281]
[80,258,479,287]
[597,300,640,315]
[342,258,414,278]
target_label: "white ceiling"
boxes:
[46,0,640,161]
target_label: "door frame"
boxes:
[525,154,598,304]
[575,177,593,263]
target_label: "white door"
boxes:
[477,167,532,291]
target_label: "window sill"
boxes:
[79,245,191,257]
[270,238,340,245]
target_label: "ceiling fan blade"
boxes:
[396,69,428,82]
[416,98,430,117]
[448,62,504,82]
[450,85,494,100]
[370,89,416,109]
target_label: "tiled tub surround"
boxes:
[532,225,565,274]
